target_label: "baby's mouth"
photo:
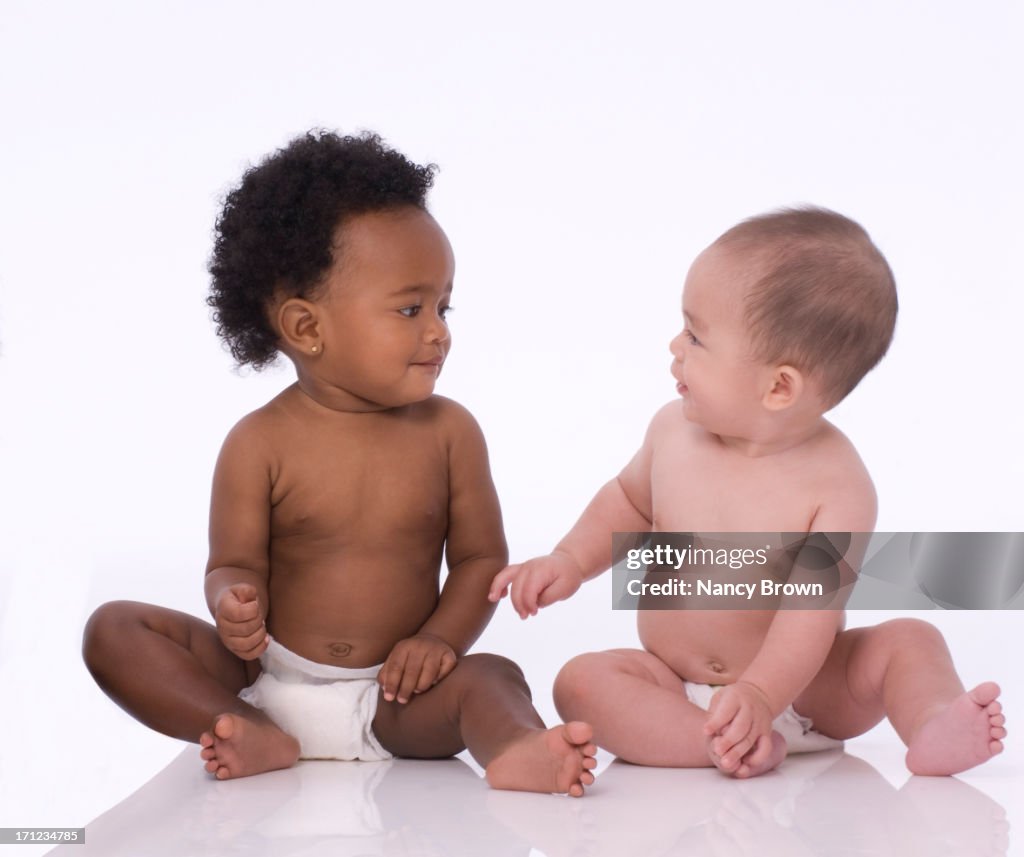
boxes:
[411,357,444,375]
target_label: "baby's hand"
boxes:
[379,632,457,704]
[214,583,269,661]
[487,552,584,619]
[704,681,775,773]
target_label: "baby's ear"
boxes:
[762,365,804,411]
[276,297,321,356]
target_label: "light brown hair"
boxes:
[714,206,897,406]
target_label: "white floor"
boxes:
[35,740,1019,857]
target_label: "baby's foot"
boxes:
[708,731,787,779]
[485,722,598,797]
[198,712,300,780]
[906,682,1006,776]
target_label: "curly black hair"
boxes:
[207,130,437,368]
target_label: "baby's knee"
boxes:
[81,600,147,669]
[553,652,605,712]
[873,617,949,651]
[455,653,528,690]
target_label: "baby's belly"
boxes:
[266,555,441,668]
[637,610,777,684]
[270,626,402,670]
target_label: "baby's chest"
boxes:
[271,437,449,540]
[650,446,820,532]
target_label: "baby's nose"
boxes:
[425,315,450,344]
[669,333,685,359]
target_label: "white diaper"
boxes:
[239,638,392,761]
[684,682,843,754]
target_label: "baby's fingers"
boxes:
[537,571,581,608]
[221,597,260,624]
[225,627,269,661]
[742,733,776,769]
[412,648,456,695]
[717,735,758,772]
[431,649,458,687]
[488,565,521,602]
[511,569,551,618]
[704,695,741,736]
[220,612,265,640]
[394,650,429,704]
[711,711,753,758]
[379,651,408,703]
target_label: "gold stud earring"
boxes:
[311,345,319,353]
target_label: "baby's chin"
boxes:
[678,397,703,425]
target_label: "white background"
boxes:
[1,0,1021,851]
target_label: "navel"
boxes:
[327,641,353,659]
[708,661,725,674]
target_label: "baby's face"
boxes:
[669,245,773,436]
[311,207,455,410]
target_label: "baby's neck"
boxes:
[293,377,393,414]
[711,418,829,458]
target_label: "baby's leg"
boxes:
[83,600,298,779]
[794,619,1006,775]
[371,653,597,796]
[555,648,757,770]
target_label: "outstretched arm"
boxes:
[489,474,652,617]
[489,412,659,618]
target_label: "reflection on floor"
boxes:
[49,747,1009,857]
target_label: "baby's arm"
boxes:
[706,477,877,772]
[378,402,507,703]
[204,417,273,661]
[488,415,657,618]
[705,610,843,771]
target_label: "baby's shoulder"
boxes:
[806,422,877,528]
[411,395,486,443]
[644,400,701,448]
[811,422,871,479]
[408,393,470,421]
[219,385,312,456]
[217,401,281,458]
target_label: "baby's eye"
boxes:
[399,305,421,318]
[440,305,454,320]
[684,329,701,346]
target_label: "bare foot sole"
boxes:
[906,682,1006,776]
[485,721,598,797]
[708,731,787,779]
[198,712,300,780]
